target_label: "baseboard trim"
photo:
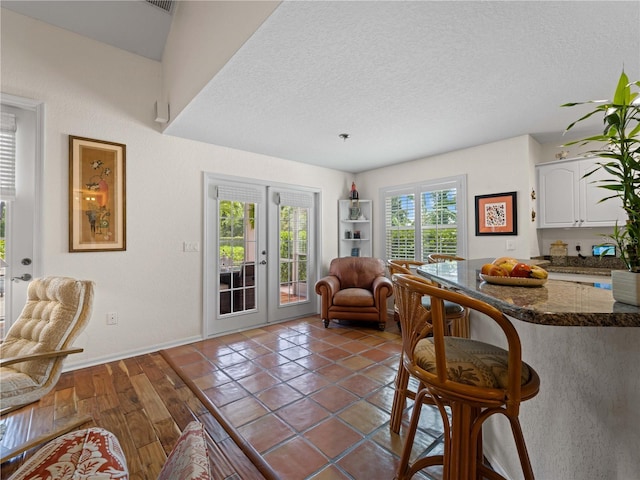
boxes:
[62,335,202,372]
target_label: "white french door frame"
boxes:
[203,173,320,338]
[1,93,44,330]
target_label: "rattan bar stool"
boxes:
[387,260,467,434]
[392,274,540,480]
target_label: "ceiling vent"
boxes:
[145,0,174,14]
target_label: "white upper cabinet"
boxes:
[537,157,626,228]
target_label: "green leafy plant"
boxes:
[562,71,640,272]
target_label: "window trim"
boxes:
[379,174,467,261]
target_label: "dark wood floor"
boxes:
[0,351,266,479]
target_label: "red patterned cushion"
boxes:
[157,421,211,480]
[8,427,128,480]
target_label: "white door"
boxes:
[0,95,43,335]
[267,187,318,322]
[204,177,319,336]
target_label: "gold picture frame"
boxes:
[69,136,126,252]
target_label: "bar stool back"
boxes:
[392,274,540,480]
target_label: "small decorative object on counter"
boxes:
[550,240,568,266]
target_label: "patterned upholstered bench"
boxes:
[8,421,211,480]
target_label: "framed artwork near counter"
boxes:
[69,135,126,252]
[475,191,517,236]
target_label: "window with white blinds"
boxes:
[381,175,466,262]
[0,112,17,201]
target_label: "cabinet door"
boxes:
[579,158,626,227]
[538,163,579,228]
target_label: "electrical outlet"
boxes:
[575,242,582,252]
[506,239,516,251]
[106,312,118,325]
[183,241,200,253]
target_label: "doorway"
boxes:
[0,94,43,336]
[204,175,318,337]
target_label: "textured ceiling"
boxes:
[5,1,640,173]
[165,1,640,173]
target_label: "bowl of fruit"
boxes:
[479,257,548,287]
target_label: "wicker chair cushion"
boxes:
[421,297,464,315]
[414,337,531,388]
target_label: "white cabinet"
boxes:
[338,199,372,257]
[537,157,626,228]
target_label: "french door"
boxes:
[0,95,43,335]
[204,176,318,337]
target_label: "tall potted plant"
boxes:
[562,71,640,305]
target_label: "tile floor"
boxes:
[162,316,446,480]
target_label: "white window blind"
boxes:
[382,176,465,262]
[0,112,17,200]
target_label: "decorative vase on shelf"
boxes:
[611,270,640,306]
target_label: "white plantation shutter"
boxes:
[0,112,17,200]
[382,176,466,262]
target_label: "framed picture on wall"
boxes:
[475,191,517,236]
[69,136,126,252]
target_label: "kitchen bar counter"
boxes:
[417,258,640,327]
[417,258,640,479]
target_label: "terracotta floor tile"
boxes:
[212,351,249,368]
[268,361,308,382]
[319,347,352,361]
[174,316,447,480]
[276,397,330,431]
[310,385,359,413]
[337,373,382,397]
[366,384,397,413]
[256,383,304,410]
[202,381,248,407]
[337,440,399,479]
[263,436,327,480]
[178,359,217,378]
[307,465,352,480]
[219,395,268,428]
[339,340,370,354]
[361,363,397,384]
[304,417,363,458]
[338,400,389,434]
[316,363,353,382]
[253,352,291,369]
[221,359,263,380]
[288,371,330,395]
[280,345,313,361]
[337,355,375,371]
[237,370,280,394]
[360,346,395,362]
[237,413,295,453]
[295,353,332,370]
[192,369,232,391]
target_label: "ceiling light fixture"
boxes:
[339,133,350,142]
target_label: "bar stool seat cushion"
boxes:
[421,297,464,315]
[415,337,532,389]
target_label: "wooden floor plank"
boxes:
[1,352,269,480]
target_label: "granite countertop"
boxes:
[416,258,640,327]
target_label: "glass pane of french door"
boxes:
[218,200,256,315]
[278,205,308,305]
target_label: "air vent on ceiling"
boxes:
[145,0,174,14]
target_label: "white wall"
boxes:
[1,9,349,368]
[357,135,537,261]
[162,1,280,120]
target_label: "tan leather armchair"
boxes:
[315,257,392,330]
